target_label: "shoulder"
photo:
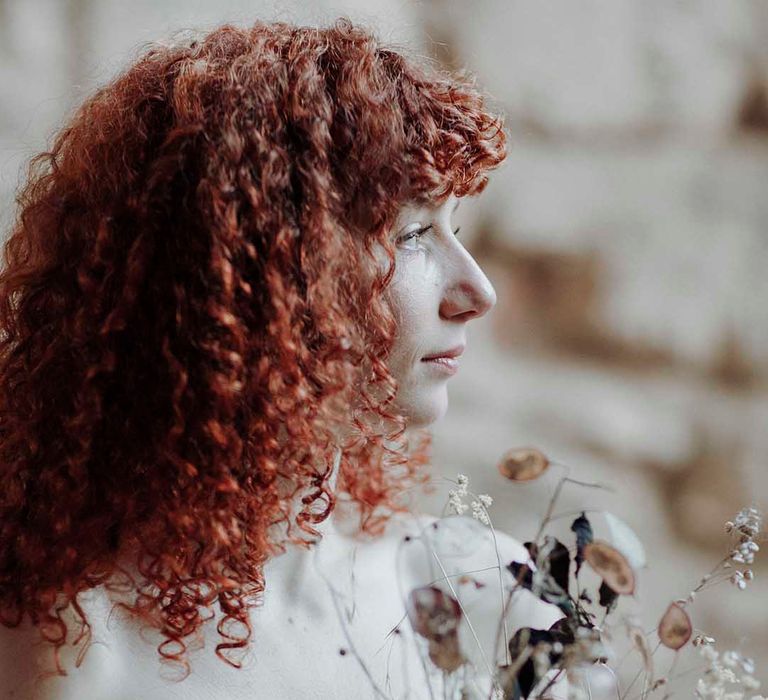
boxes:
[0,594,126,700]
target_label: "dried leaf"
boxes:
[406,586,465,672]
[604,512,647,570]
[570,512,594,576]
[583,541,635,595]
[498,447,550,482]
[658,602,692,651]
[628,623,654,678]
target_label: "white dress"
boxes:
[0,448,568,699]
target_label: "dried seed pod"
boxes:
[584,541,635,595]
[658,602,692,650]
[406,586,465,672]
[498,447,550,482]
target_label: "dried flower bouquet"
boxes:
[322,447,764,700]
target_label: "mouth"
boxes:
[420,345,465,376]
[421,345,465,361]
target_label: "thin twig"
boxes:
[533,477,614,545]
[313,543,393,699]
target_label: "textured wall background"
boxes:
[1,0,766,695]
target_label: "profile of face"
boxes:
[385,194,497,428]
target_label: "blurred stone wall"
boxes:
[1,0,766,694]
[419,0,768,694]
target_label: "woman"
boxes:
[0,18,565,699]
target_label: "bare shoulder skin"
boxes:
[0,513,568,700]
[0,601,123,700]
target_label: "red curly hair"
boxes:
[0,17,506,678]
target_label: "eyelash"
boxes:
[399,225,462,244]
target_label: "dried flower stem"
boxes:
[533,476,614,546]
[427,543,495,680]
[620,640,662,700]
[312,544,392,700]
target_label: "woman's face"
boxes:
[385,194,497,428]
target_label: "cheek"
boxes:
[387,271,431,362]
[388,256,436,327]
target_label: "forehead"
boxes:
[395,193,460,221]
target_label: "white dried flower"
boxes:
[730,571,749,590]
[733,506,762,538]
[696,643,762,700]
[471,500,490,525]
[447,489,468,516]
[478,493,493,508]
[718,667,738,684]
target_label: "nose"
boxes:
[439,252,497,322]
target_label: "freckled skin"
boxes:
[385,194,497,428]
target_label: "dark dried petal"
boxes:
[507,562,574,617]
[570,512,594,576]
[524,541,539,563]
[542,536,571,593]
[506,627,564,699]
[598,580,619,613]
[508,561,535,589]
[547,617,576,647]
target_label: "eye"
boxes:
[396,225,462,247]
[398,225,432,245]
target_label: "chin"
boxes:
[395,385,449,429]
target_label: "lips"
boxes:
[421,345,465,361]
